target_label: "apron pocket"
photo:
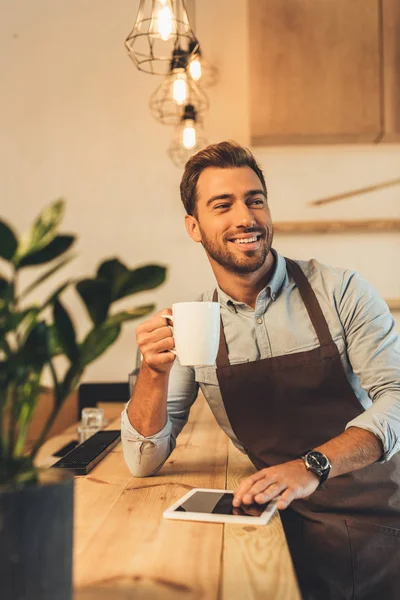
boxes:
[282,513,353,600]
[345,519,400,600]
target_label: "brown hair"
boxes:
[180,141,268,217]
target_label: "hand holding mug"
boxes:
[135,308,176,375]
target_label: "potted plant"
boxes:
[0,200,166,600]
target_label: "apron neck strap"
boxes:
[285,258,333,347]
[212,289,231,369]
[212,258,334,368]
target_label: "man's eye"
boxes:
[215,203,230,210]
[250,199,265,206]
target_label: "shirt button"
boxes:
[256,318,263,324]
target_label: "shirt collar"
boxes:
[217,249,287,310]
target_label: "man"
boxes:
[122,142,400,599]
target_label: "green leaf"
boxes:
[0,277,9,298]
[15,199,65,261]
[61,364,83,401]
[115,265,166,300]
[106,304,155,327]
[47,324,63,357]
[0,337,12,359]
[80,324,121,366]
[76,278,112,326]
[0,361,8,389]
[42,283,71,312]
[0,220,18,261]
[0,278,11,313]
[97,258,130,301]
[0,307,40,336]
[18,235,75,267]
[20,256,74,300]
[53,299,78,363]
[23,321,50,369]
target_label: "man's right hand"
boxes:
[136,308,176,375]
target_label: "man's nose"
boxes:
[234,203,256,228]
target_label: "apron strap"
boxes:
[285,258,334,347]
[212,257,334,368]
[212,289,231,370]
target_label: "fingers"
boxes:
[135,308,176,373]
[152,337,175,354]
[253,482,287,504]
[232,470,270,506]
[138,312,172,334]
[233,460,320,510]
[144,326,172,344]
[276,488,296,510]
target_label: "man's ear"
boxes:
[185,214,202,243]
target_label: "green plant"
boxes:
[0,200,166,485]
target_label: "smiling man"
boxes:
[122,141,400,599]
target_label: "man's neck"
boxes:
[211,252,275,309]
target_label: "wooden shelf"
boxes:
[274,219,400,233]
[386,298,400,311]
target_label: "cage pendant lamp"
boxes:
[149,47,209,125]
[187,39,218,88]
[125,0,198,76]
[168,104,208,168]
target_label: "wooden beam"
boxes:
[386,298,400,311]
[309,178,400,206]
[274,219,400,233]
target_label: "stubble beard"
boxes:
[198,224,274,274]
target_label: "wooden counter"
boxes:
[38,395,301,600]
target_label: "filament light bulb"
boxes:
[189,57,202,81]
[182,120,196,149]
[151,0,173,41]
[172,71,187,105]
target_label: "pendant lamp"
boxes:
[125,0,198,76]
[149,47,209,125]
[168,104,208,167]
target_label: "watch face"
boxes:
[307,451,328,470]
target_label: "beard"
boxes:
[198,224,274,274]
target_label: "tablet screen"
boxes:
[174,490,269,517]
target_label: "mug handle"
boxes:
[160,314,177,356]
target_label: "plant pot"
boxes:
[0,468,74,600]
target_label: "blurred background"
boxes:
[0,0,399,382]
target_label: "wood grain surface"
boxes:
[249,0,381,145]
[382,0,400,141]
[38,395,301,600]
[274,219,400,233]
[222,443,301,600]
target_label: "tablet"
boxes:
[163,488,277,525]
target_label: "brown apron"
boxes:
[213,258,400,600]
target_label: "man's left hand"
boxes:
[232,459,320,510]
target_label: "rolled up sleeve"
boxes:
[121,359,199,477]
[339,271,400,461]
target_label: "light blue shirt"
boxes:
[121,250,400,477]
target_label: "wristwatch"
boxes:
[301,450,331,489]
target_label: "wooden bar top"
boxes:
[37,395,301,600]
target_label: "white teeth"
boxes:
[233,236,258,244]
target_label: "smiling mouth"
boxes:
[228,234,262,246]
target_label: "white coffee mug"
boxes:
[162,302,220,366]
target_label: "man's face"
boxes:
[186,166,274,274]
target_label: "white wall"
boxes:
[0,0,399,383]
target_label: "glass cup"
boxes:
[77,425,100,444]
[81,407,104,429]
